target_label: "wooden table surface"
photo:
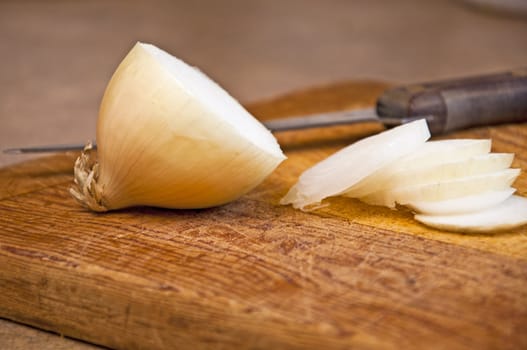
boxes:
[1,1,527,349]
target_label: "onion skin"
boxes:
[71,42,285,211]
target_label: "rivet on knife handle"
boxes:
[377,68,527,135]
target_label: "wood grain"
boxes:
[1,82,526,350]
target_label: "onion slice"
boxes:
[362,168,520,208]
[414,195,527,233]
[384,153,514,189]
[344,139,492,198]
[346,152,512,198]
[280,119,430,209]
[406,188,516,215]
[393,168,520,204]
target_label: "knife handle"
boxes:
[376,68,527,135]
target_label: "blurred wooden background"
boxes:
[1,0,527,348]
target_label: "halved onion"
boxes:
[71,42,285,211]
[280,119,430,209]
[414,195,527,232]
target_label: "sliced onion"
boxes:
[346,152,512,199]
[414,195,527,233]
[358,168,520,208]
[280,119,430,209]
[378,168,520,206]
[282,118,526,232]
[406,188,516,215]
[395,139,491,171]
[344,139,492,198]
[380,153,513,191]
[281,117,527,232]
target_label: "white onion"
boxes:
[384,153,513,188]
[71,42,285,211]
[280,119,430,209]
[414,195,527,232]
[282,118,526,232]
[406,188,516,215]
[347,152,512,200]
[392,168,520,204]
[343,139,492,198]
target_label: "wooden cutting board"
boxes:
[1,82,526,350]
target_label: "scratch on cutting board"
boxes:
[357,245,447,336]
[150,317,167,349]
[78,232,98,258]
[353,240,378,272]
[124,303,131,331]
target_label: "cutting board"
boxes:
[1,82,526,350]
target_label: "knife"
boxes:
[4,68,527,154]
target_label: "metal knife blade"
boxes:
[263,107,423,131]
[5,68,527,154]
[2,108,426,154]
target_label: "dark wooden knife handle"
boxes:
[376,68,527,135]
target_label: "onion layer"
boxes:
[344,139,493,198]
[280,119,430,209]
[406,188,516,215]
[363,168,520,208]
[414,195,527,233]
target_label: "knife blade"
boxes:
[2,109,427,154]
[4,68,527,154]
